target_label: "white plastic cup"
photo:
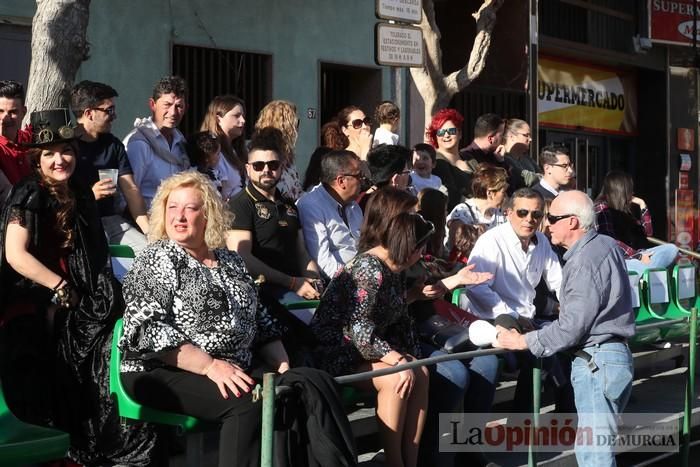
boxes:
[97,168,119,186]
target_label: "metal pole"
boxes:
[260,372,276,467]
[528,0,539,162]
[682,307,697,466]
[528,358,542,467]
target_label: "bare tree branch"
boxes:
[411,0,503,125]
[446,0,504,94]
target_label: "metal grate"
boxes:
[172,44,272,141]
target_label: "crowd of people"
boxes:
[0,75,681,467]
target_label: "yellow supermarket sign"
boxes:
[538,56,637,135]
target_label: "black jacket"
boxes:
[274,367,357,467]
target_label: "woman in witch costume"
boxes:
[0,109,161,466]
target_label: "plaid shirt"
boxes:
[593,198,652,258]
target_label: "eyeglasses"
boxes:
[550,162,573,170]
[547,213,575,225]
[436,127,458,137]
[340,172,366,182]
[249,160,281,171]
[515,209,544,220]
[517,132,531,138]
[92,106,116,116]
[347,117,372,129]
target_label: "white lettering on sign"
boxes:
[376,23,424,67]
[377,0,422,24]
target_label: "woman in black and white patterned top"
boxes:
[120,171,289,467]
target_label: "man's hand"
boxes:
[92,178,116,200]
[494,325,529,350]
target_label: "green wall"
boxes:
[1,0,392,170]
[86,0,393,169]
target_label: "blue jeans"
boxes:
[571,342,633,467]
[625,244,678,275]
[418,343,499,465]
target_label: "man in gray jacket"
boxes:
[496,190,635,467]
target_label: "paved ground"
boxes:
[169,345,700,466]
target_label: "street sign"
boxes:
[376,0,422,24]
[375,23,424,67]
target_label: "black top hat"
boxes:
[23,109,76,147]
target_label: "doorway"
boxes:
[319,62,382,126]
[543,130,635,198]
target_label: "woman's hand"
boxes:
[353,129,373,159]
[455,263,492,286]
[204,359,256,399]
[394,366,415,399]
[292,277,320,300]
[631,196,647,210]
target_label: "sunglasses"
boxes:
[249,160,281,172]
[547,213,574,225]
[347,117,372,129]
[436,127,458,137]
[92,106,116,116]
[515,209,544,220]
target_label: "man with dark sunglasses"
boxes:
[227,128,322,303]
[496,190,635,467]
[465,188,569,412]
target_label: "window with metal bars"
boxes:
[172,44,272,141]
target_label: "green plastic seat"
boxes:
[108,244,136,258]
[0,380,70,466]
[109,318,206,432]
[630,271,663,346]
[641,268,689,340]
[451,287,463,307]
[669,264,696,316]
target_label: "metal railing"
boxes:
[259,307,699,466]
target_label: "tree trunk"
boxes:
[24,0,91,120]
[410,0,504,127]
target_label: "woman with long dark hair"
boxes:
[595,170,678,274]
[0,109,158,465]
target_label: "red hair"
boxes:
[427,108,464,148]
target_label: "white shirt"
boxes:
[372,127,399,147]
[296,183,363,280]
[538,178,559,197]
[216,154,243,200]
[410,171,445,194]
[123,117,189,208]
[465,222,562,320]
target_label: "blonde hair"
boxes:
[148,171,232,248]
[255,100,298,164]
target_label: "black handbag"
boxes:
[416,313,475,353]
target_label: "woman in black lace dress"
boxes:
[0,109,159,466]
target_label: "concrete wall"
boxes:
[0,0,392,170]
